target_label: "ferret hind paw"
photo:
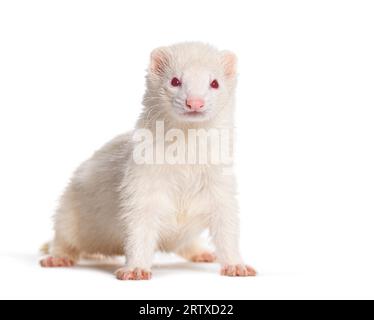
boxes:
[190,252,217,263]
[40,256,75,268]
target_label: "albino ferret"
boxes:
[41,42,256,280]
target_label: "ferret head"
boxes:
[144,42,237,124]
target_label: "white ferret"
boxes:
[41,42,256,280]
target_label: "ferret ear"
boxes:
[221,51,237,79]
[150,47,171,76]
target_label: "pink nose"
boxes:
[186,98,205,111]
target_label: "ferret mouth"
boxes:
[183,111,206,116]
[172,104,210,121]
[180,111,209,120]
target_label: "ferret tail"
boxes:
[40,242,50,255]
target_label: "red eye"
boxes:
[210,80,219,89]
[171,77,182,87]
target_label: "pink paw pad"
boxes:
[191,252,217,263]
[115,268,152,281]
[221,265,257,277]
[40,256,75,268]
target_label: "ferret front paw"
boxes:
[40,256,75,268]
[115,267,152,281]
[190,252,217,263]
[221,264,257,277]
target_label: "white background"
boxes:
[0,0,373,300]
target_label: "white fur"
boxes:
[44,42,255,279]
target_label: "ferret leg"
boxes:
[177,238,216,263]
[210,196,256,277]
[115,198,167,280]
[40,238,79,268]
[115,217,158,281]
